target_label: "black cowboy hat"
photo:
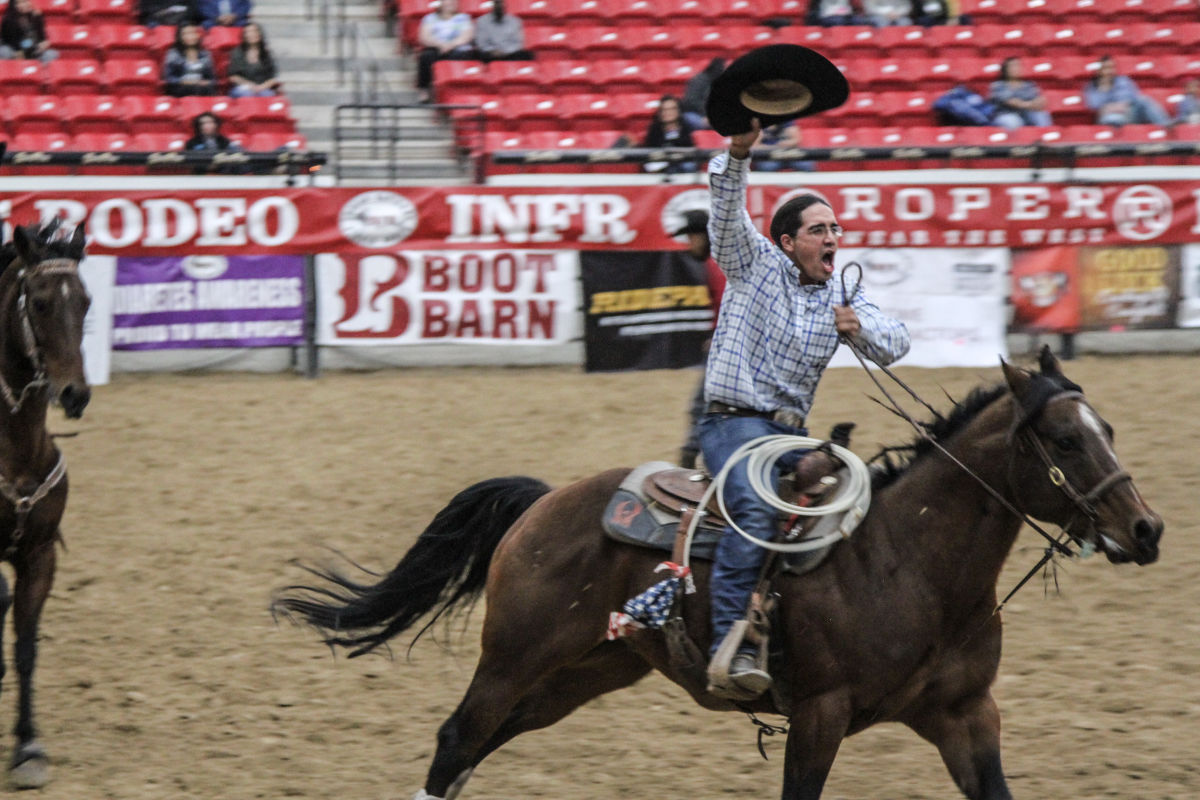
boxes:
[671,209,709,237]
[705,44,850,137]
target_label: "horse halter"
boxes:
[1,258,82,414]
[1008,389,1133,537]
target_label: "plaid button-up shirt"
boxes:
[704,152,910,419]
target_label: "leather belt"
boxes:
[705,401,805,430]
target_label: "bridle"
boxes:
[1008,390,1133,541]
[0,258,82,415]
[0,256,81,559]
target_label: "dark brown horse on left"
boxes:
[0,220,91,788]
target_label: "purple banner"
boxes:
[113,255,305,349]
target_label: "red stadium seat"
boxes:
[1042,89,1092,125]
[923,25,995,59]
[877,90,938,127]
[523,25,573,59]
[95,24,161,59]
[231,96,293,134]
[544,59,604,94]
[71,131,134,150]
[1060,124,1118,142]
[609,0,663,26]
[432,59,488,93]
[5,95,65,133]
[873,26,936,59]
[131,132,187,150]
[523,130,583,149]
[496,93,564,132]
[1172,123,1200,141]
[0,61,45,94]
[704,0,758,26]
[62,94,125,134]
[44,23,96,59]
[775,25,833,51]
[558,93,621,132]
[609,92,662,125]
[39,0,75,24]
[76,0,135,21]
[956,126,1036,145]
[828,26,883,60]
[660,0,708,24]
[246,132,308,151]
[45,59,105,94]
[1113,124,1171,142]
[487,59,547,95]
[691,128,724,148]
[572,130,623,148]
[176,95,236,127]
[829,92,884,127]
[121,94,181,133]
[855,126,907,148]
[800,128,853,148]
[202,25,243,53]
[103,59,160,95]
[505,0,554,23]
[960,0,1010,23]
[904,126,963,146]
[9,131,71,151]
[617,26,678,60]
[652,59,711,92]
[559,0,610,25]
[484,130,525,151]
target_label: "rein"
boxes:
[0,452,66,559]
[0,258,80,414]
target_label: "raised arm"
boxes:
[708,121,777,280]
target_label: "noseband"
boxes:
[1009,390,1132,534]
[1,258,82,414]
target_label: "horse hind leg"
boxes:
[416,641,651,800]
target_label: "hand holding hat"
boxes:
[705,44,850,137]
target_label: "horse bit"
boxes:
[0,258,80,558]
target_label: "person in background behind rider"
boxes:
[700,118,910,699]
[675,209,724,470]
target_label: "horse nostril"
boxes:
[59,385,91,418]
[1134,516,1163,548]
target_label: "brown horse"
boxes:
[274,349,1163,800]
[0,220,91,789]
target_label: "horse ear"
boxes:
[12,225,38,266]
[1037,344,1062,377]
[1001,357,1032,399]
[69,224,87,258]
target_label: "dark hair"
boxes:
[239,22,275,73]
[172,23,203,54]
[1000,56,1018,82]
[769,194,832,247]
[192,112,221,136]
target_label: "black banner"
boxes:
[581,251,714,372]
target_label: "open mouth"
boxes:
[821,251,835,273]
[1091,531,1158,566]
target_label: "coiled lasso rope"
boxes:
[681,435,873,575]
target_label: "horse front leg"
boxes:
[8,540,55,789]
[779,692,850,800]
[907,690,1013,800]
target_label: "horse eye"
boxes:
[1054,436,1077,452]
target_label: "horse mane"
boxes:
[0,219,83,276]
[870,383,1010,490]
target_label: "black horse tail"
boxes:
[272,476,552,658]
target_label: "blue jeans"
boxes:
[697,413,807,656]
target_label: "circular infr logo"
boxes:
[339,191,419,248]
[1113,185,1172,241]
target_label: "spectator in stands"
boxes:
[0,0,57,63]
[228,21,281,97]
[680,58,725,131]
[641,94,697,174]
[1084,55,1171,127]
[914,0,964,25]
[415,0,476,104]
[185,111,239,151]
[198,0,250,29]
[755,121,816,172]
[861,0,911,26]
[1175,78,1200,125]
[809,0,864,26]
[989,57,1052,129]
[163,23,219,96]
[139,0,197,27]
[473,0,532,63]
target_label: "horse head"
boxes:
[1001,345,1162,565]
[8,222,92,419]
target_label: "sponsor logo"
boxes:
[1113,185,1172,241]
[857,249,912,286]
[181,255,229,280]
[338,191,419,248]
[661,189,710,241]
[1018,271,1069,307]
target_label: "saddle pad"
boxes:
[602,461,725,562]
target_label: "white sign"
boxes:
[79,256,115,386]
[315,250,582,345]
[829,247,1009,368]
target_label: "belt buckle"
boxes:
[772,409,805,429]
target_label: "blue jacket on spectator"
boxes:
[197,0,250,28]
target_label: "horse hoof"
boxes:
[10,742,49,789]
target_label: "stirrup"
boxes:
[706,620,771,701]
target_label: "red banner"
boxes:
[3,181,1200,255]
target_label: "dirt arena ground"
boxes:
[14,354,1199,799]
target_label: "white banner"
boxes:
[315,250,582,345]
[829,248,1009,368]
[79,256,114,385]
[1176,244,1200,328]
